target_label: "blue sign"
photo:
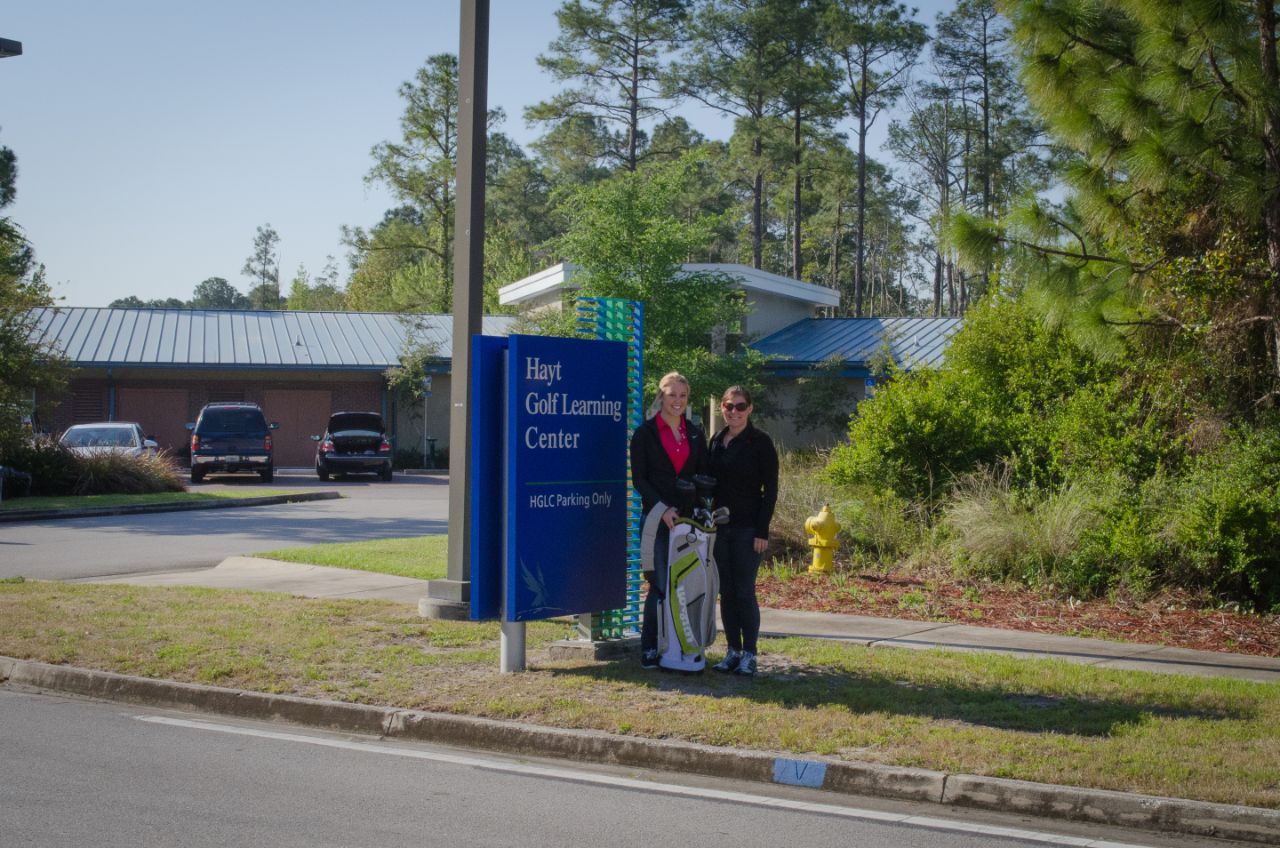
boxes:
[506,335,628,620]
[469,334,628,622]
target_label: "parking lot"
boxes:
[0,469,449,582]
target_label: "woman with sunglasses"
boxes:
[708,386,779,676]
[629,371,709,670]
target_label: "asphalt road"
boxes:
[0,469,448,581]
[2,687,1219,848]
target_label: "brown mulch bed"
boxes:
[757,570,1280,658]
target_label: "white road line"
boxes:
[136,715,1156,848]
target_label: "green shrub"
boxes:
[0,437,183,497]
[826,368,1004,502]
[1056,472,1165,597]
[771,451,924,569]
[820,288,1280,608]
[0,437,79,496]
[827,295,1118,502]
[1158,426,1280,611]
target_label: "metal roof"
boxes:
[28,307,517,371]
[751,317,963,373]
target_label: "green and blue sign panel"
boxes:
[470,334,628,621]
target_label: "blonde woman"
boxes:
[629,371,709,669]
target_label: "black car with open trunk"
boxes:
[312,412,393,481]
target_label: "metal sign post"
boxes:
[424,0,488,620]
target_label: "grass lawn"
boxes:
[0,490,304,512]
[254,535,447,582]
[1,580,1277,809]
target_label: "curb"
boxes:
[0,491,341,523]
[3,657,1276,844]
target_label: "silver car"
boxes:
[58,422,158,458]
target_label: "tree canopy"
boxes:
[0,130,68,447]
[554,152,763,404]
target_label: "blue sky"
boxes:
[4,1,947,308]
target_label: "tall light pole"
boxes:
[422,0,488,620]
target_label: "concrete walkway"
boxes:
[86,556,1280,683]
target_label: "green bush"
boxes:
[827,296,1120,502]
[826,367,1004,502]
[0,437,183,497]
[0,437,79,496]
[939,428,1280,609]
[820,288,1280,608]
[1158,426,1280,611]
[836,485,925,567]
[1065,478,1165,598]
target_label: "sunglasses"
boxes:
[721,401,750,412]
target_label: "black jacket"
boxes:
[629,415,708,516]
[709,422,779,539]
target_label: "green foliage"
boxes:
[0,438,77,496]
[285,260,345,311]
[984,0,1280,405]
[69,452,186,496]
[0,439,183,497]
[525,0,687,172]
[1158,426,1280,611]
[0,131,68,448]
[827,366,1003,501]
[190,276,249,309]
[825,284,1280,608]
[364,54,460,297]
[827,294,1156,502]
[835,484,923,567]
[384,330,443,405]
[108,296,186,309]
[942,466,1104,591]
[556,151,763,401]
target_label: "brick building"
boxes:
[28,308,516,467]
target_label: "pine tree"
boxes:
[527,0,688,172]
[823,0,928,315]
[673,0,801,269]
[983,0,1280,405]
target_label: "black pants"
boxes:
[715,526,762,654]
[641,524,669,652]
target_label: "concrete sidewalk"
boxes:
[85,556,1280,683]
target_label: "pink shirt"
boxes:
[656,415,689,474]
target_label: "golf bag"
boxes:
[657,475,729,672]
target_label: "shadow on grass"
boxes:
[546,654,1252,737]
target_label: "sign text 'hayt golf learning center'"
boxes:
[506,335,628,622]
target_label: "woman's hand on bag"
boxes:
[663,507,679,529]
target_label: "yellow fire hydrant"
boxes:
[805,503,840,575]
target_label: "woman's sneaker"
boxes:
[733,651,757,676]
[641,649,660,669]
[712,649,742,673]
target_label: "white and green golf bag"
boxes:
[657,475,729,672]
